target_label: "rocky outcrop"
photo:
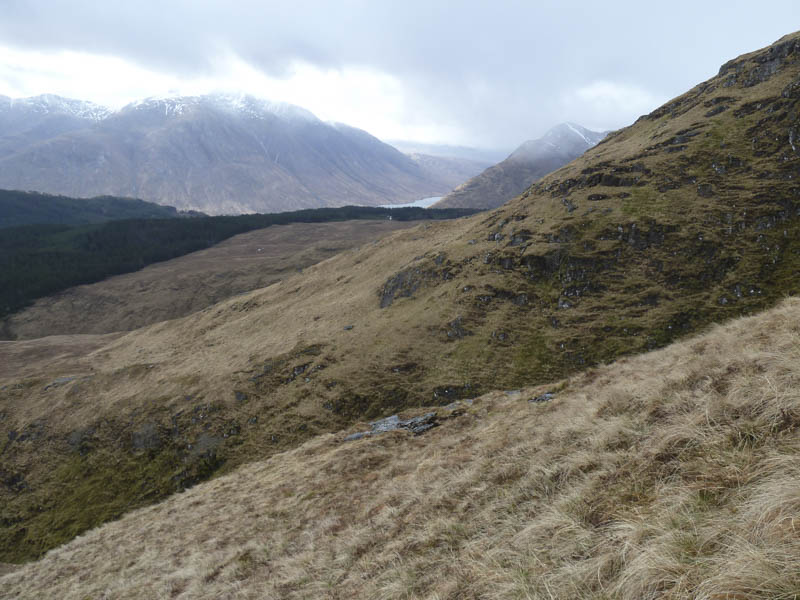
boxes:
[344,412,439,441]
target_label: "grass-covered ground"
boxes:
[3,296,799,598]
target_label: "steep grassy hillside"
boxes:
[2,297,799,598]
[0,189,192,228]
[2,32,800,563]
[0,220,422,339]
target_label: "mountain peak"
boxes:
[434,122,606,210]
[514,122,607,159]
[0,94,111,121]
[119,93,321,123]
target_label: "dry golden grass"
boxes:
[3,297,799,599]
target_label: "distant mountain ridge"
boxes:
[0,93,463,215]
[434,122,607,209]
[388,139,510,164]
[0,93,111,124]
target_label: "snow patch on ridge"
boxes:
[566,122,592,145]
[1,92,322,125]
[2,94,111,121]
[122,93,320,123]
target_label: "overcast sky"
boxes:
[0,1,798,149]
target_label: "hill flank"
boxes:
[2,32,800,562]
[2,296,799,598]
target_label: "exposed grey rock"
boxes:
[43,376,77,391]
[446,316,472,339]
[345,411,439,441]
[371,414,401,433]
[530,392,555,403]
[380,267,426,308]
[398,412,438,435]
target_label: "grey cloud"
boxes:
[1,0,799,147]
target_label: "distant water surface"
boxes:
[380,196,441,209]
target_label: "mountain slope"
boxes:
[2,31,800,563]
[0,94,109,160]
[0,94,450,214]
[434,123,606,209]
[2,296,799,598]
[407,152,491,189]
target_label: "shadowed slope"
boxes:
[2,297,799,598]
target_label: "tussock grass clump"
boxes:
[2,297,800,599]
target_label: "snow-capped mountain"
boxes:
[0,93,454,214]
[509,123,606,162]
[0,94,112,159]
[434,123,608,209]
[0,94,111,122]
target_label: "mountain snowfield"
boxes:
[0,93,481,214]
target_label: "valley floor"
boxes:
[2,297,799,599]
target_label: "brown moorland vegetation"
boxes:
[2,296,799,599]
[2,32,800,563]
